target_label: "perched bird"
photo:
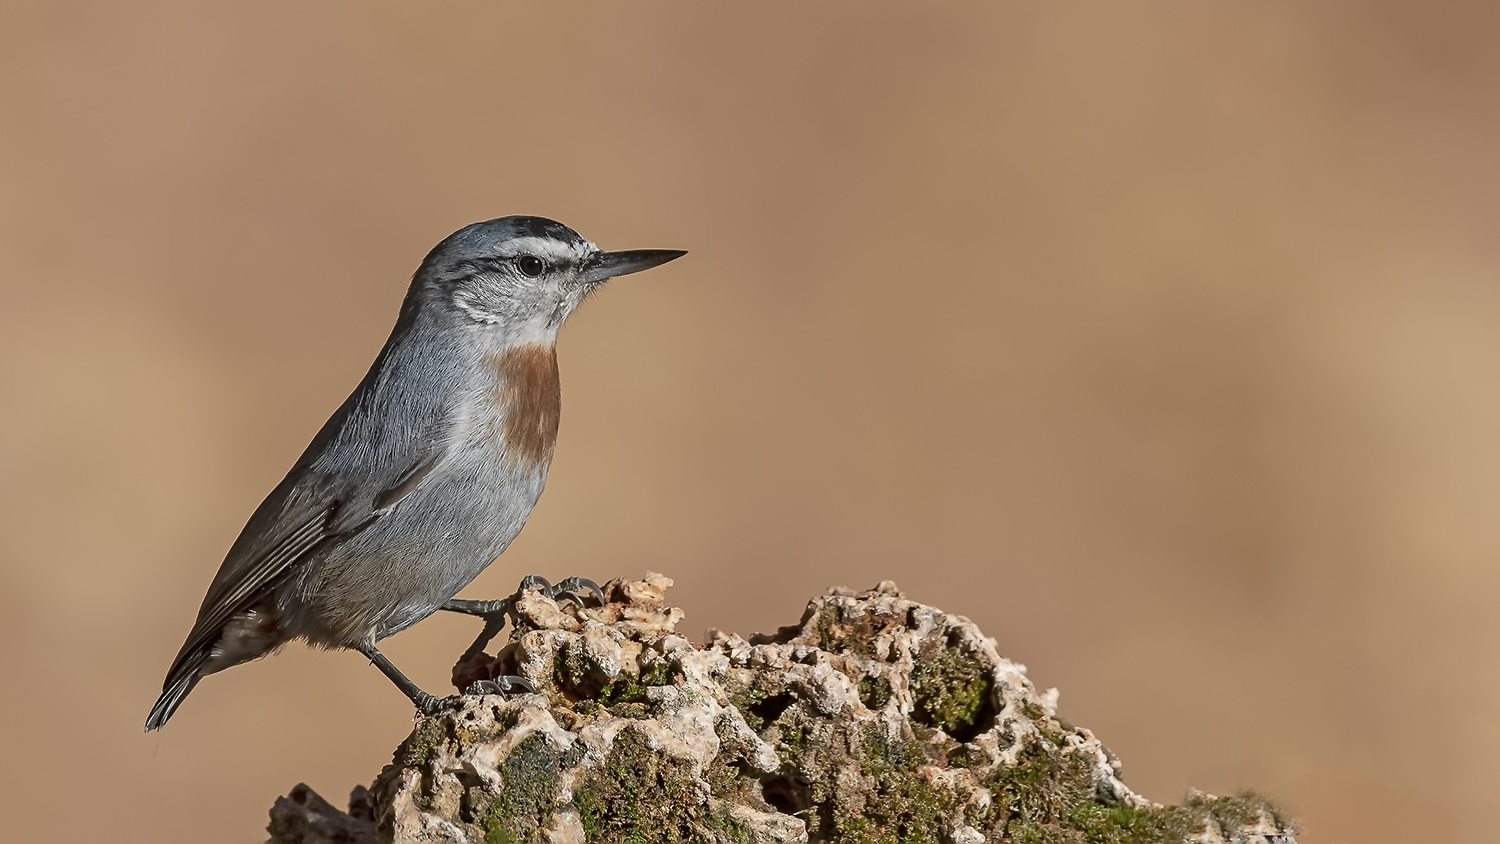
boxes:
[145,216,684,730]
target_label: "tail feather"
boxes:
[145,652,207,731]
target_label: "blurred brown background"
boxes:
[1,2,1496,842]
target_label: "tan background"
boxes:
[1,2,1496,842]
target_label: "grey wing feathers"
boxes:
[174,445,443,670]
[161,475,347,679]
[178,500,336,661]
[162,433,450,682]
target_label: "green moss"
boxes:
[704,757,754,805]
[1041,727,1069,748]
[610,701,650,720]
[705,803,752,840]
[726,680,804,737]
[857,724,918,770]
[479,734,562,844]
[552,647,600,700]
[1186,791,1293,835]
[845,726,958,842]
[1006,820,1086,844]
[773,721,961,843]
[596,661,679,707]
[399,718,449,768]
[1004,797,1273,844]
[554,714,1291,844]
[726,685,769,731]
[977,739,1293,843]
[910,645,993,739]
[988,738,1095,825]
[644,661,677,685]
[858,673,892,709]
[1066,802,1198,844]
[572,727,700,843]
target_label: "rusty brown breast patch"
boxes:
[485,343,561,472]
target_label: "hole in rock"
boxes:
[760,775,811,816]
[748,692,796,726]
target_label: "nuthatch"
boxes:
[146,216,684,730]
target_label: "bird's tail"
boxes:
[144,650,208,732]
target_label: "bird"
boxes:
[145,216,685,731]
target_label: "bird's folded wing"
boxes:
[165,474,347,673]
[166,446,444,676]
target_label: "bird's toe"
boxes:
[465,675,537,697]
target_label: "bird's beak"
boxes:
[579,249,687,285]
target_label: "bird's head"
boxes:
[417,215,685,345]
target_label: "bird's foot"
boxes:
[520,574,606,608]
[441,576,607,663]
[413,690,463,717]
[464,675,538,697]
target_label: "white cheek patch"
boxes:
[453,289,504,324]
[453,288,562,345]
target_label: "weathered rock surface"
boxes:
[269,574,1297,843]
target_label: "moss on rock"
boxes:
[911,642,994,740]
[476,735,562,844]
[572,728,699,843]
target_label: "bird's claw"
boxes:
[465,675,538,697]
[521,574,605,608]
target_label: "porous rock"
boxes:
[269,574,1297,843]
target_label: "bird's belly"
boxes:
[279,455,548,646]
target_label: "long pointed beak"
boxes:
[579,249,687,285]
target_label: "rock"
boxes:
[268,783,377,843]
[269,574,1298,844]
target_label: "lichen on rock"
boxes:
[269,574,1297,844]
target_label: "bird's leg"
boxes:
[437,576,606,698]
[441,597,515,617]
[441,597,515,661]
[436,596,540,698]
[354,641,451,716]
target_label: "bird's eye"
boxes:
[516,255,546,278]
